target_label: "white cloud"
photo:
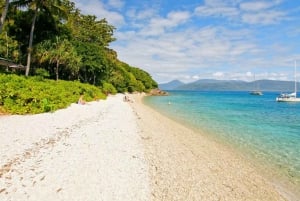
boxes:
[73,0,125,26]
[241,10,286,25]
[213,71,225,78]
[239,0,282,12]
[192,75,201,80]
[167,11,191,25]
[139,11,191,36]
[74,0,300,83]
[246,71,253,77]
[195,6,238,18]
[204,0,237,7]
[112,24,263,83]
[107,0,124,10]
[239,0,288,25]
[126,8,157,21]
[194,4,239,18]
[194,0,287,25]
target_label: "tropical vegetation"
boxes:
[0,0,158,114]
[0,74,106,114]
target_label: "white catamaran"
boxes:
[276,61,300,102]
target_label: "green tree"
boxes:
[123,63,158,91]
[67,13,115,47]
[0,0,10,33]
[1,0,158,93]
[36,36,81,80]
[11,0,67,76]
[109,65,128,93]
[0,31,19,60]
[66,12,117,85]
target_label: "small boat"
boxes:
[250,90,263,96]
[250,74,263,95]
[276,61,300,102]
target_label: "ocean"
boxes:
[144,91,300,192]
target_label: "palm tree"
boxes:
[11,0,66,76]
[36,36,81,80]
[0,0,10,33]
[49,37,81,81]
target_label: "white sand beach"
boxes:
[0,94,150,201]
[0,93,296,200]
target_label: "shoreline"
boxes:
[141,99,300,200]
[139,93,300,200]
[128,93,298,201]
[0,93,298,200]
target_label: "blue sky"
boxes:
[73,0,300,83]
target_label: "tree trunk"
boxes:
[0,0,10,33]
[56,60,59,81]
[25,6,38,76]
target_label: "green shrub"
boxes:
[35,68,50,78]
[0,74,106,114]
[102,82,117,95]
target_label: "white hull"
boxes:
[276,97,300,102]
[276,61,299,102]
[250,91,263,96]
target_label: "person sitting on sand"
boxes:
[78,94,86,105]
[123,95,129,102]
[123,95,133,102]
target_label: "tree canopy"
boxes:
[0,0,157,93]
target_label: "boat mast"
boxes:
[295,60,297,96]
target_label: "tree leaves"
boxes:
[1,0,157,93]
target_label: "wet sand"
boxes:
[129,93,293,201]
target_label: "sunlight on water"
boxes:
[144,91,300,188]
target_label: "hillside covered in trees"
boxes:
[0,0,157,93]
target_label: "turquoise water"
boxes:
[144,91,300,189]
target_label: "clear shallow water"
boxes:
[144,91,300,188]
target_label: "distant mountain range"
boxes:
[158,80,184,90]
[159,79,299,92]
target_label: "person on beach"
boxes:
[78,94,86,105]
[123,95,130,102]
[123,95,133,102]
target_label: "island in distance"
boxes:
[159,79,299,92]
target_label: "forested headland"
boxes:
[0,0,158,114]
